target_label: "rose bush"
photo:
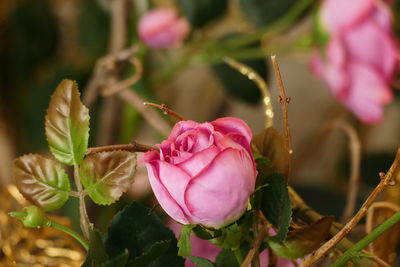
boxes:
[138,8,189,48]
[310,0,397,123]
[141,117,257,229]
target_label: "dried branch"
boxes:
[86,141,156,154]
[334,120,362,223]
[143,102,186,121]
[301,148,400,267]
[270,56,292,155]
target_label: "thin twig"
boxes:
[241,221,267,267]
[101,57,143,96]
[365,201,400,254]
[301,148,400,267]
[270,56,292,155]
[335,120,362,223]
[143,102,186,121]
[86,141,157,155]
[224,57,273,128]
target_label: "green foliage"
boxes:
[178,224,195,257]
[240,0,299,27]
[102,250,129,267]
[105,202,184,266]
[192,225,218,240]
[13,154,71,211]
[82,229,108,267]
[45,79,90,166]
[79,151,137,205]
[215,249,239,267]
[129,240,172,267]
[211,223,242,249]
[9,206,48,228]
[260,174,292,240]
[267,216,333,259]
[188,256,216,267]
[176,0,228,28]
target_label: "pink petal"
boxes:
[344,18,397,78]
[216,133,252,154]
[211,117,252,144]
[143,160,189,224]
[155,160,193,217]
[184,148,256,228]
[321,0,374,33]
[168,120,200,141]
[178,146,221,177]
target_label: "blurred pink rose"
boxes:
[138,8,189,48]
[141,117,257,229]
[311,0,397,123]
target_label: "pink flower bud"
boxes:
[311,0,397,123]
[138,8,189,48]
[141,117,257,229]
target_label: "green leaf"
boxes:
[13,154,70,211]
[79,151,137,205]
[178,224,195,257]
[251,127,290,179]
[267,216,333,259]
[215,249,239,267]
[176,0,228,28]
[102,250,129,267]
[188,256,216,267]
[240,0,298,28]
[192,225,215,240]
[260,174,292,240]
[82,229,108,267]
[105,202,184,267]
[211,223,242,249]
[253,153,272,168]
[45,79,89,166]
[129,240,172,267]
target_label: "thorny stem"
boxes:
[332,212,400,267]
[335,120,362,223]
[74,165,92,240]
[86,141,157,154]
[143,102,186,121]
[241,218,266,267]
[301,148,400,267]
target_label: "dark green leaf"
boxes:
[215,249,239,267]
[211,223,242,249]
[178,224,195,257]
[14,154,70,211]
[267,216,333,259]
[45,79,89,166]
[105,202,184,267]
[83,229,108,267]
[129,240,171,267]
[260,174,292,240]
[188,256,216,267]
[192,225,214,240]
[212,57,265,104]
[251,127,290,178]
[240,0,298,27]
[80,151,137,205]
[102,250,129,267]
[176,0,228,28]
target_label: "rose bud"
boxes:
[138,8,190,48]
[141,117,257,229]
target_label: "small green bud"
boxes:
[9,206,48,228]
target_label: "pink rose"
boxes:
[310,0,397,123]
[141,117,257,229]
[138,8,189,48]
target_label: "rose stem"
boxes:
[74,165,92,240]
[301,148,400,267]
[86,141,157,155]
[143,102,186,121]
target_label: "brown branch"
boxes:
[334,120,362,223]
[86,141,157,155]
[241,217,267,267]
[270,56,292,156]
[143,102,186,121]
[301,148,400,267]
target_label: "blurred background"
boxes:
[1,0,400,265]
